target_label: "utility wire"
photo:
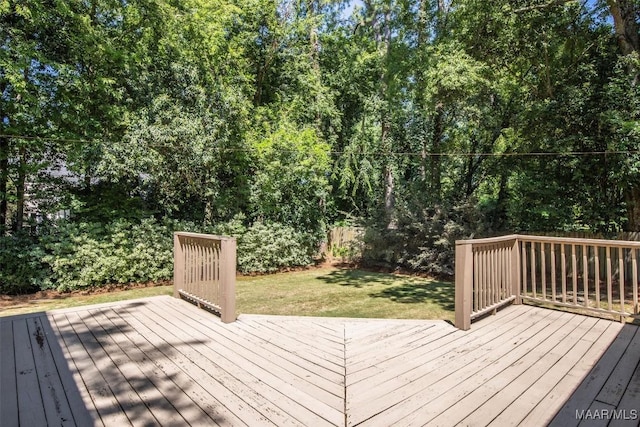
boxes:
[1,134,638,157]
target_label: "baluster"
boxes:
[531,242,537,299]
[633,249,638,315]
[482,247,488,309]
[607,246,612,311]
[473,250,479,312]
[572,245,577,305]
[561,244,567,303]
[595,246,600,309]
[551,243,556,302]
[541,243,546,300]
[522,242,528,298]
[619,248,625,317]
[583,245,589,308]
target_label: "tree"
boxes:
[249,120,331,232]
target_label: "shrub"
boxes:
[361,202,475,277]
[0,215,321,294]
[236,222,317,273]
[0,232,52,294]
[41,218,174,291]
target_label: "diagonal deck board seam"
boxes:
[124,299,320,426]
[156,297,346,413]
[2,296,638,427]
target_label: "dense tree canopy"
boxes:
[1,0,639,286]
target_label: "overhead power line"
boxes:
[1,134,638,158]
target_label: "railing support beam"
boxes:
[511,238,521,305]
[220,238,237,323]
[455,241,473,330]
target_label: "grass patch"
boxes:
[0,285,173,317]
[237,267,454,321]
[1,267,454,321]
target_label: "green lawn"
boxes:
[237,267,454,321]
[0,285,174,317]
[1,267,454,321]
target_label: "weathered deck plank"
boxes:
[350,309,567,426]
[427,314,599,427]
[13,318,48,427]
[549,324,637,427]
[1,320,19,426]
[38,315,96,427]
[119,300,288,426]
[485,319,619,427]
[154,297,344,423]
[26,316,77,426]
[347,308,561,426]
[92,308,221,426]
[1,296,639,427]
[595,326,640,407]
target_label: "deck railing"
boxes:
[455,234,640,330]
[173,232,236,323]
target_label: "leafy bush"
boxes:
[361,203,475,277]
[236,222,317,273]
[41,219,174,291]
[0,232,52,294]
[0,215,320,294]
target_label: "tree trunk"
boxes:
[607,1,640,230]
[308,0,322,127]
[0,136,8,235]
[626,186,640,231]
[379,0,395,227]
[606,0,639,56]
[429,0,448,201]
[430,107,444,200]
[417,0,428,181]
[14,148,26,232]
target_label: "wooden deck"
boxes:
[1,295,639,426]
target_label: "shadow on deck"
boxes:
[1,296,639,426]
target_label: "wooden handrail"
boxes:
[173,232,237,323]
[455,234,640,330]
[455,236,520,330]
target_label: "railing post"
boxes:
[220,238,237,323]
[173,233,184,299]
[511,237,522,304]
[455,241,473,330]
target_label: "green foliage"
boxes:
[250,121,331,231]
[3,0,640,293]
[40,219,174,291]
[0,216,319,294]
[235,222,317,274]
[362,202,476,276]
[0,232,51,294]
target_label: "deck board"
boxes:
[13,318,48,427]
[93,308,219,426]
[350,309,569,426]
[428,314,598,427]
[154,297,344,422]
[485,319,616,427]
[548,324,639,427]
[0,320,19,426]
[347,308,561,423]
[1,295,638,427]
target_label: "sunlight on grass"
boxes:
[0,286,173,317]
[1,267,454,321]
[237,267,454,321]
